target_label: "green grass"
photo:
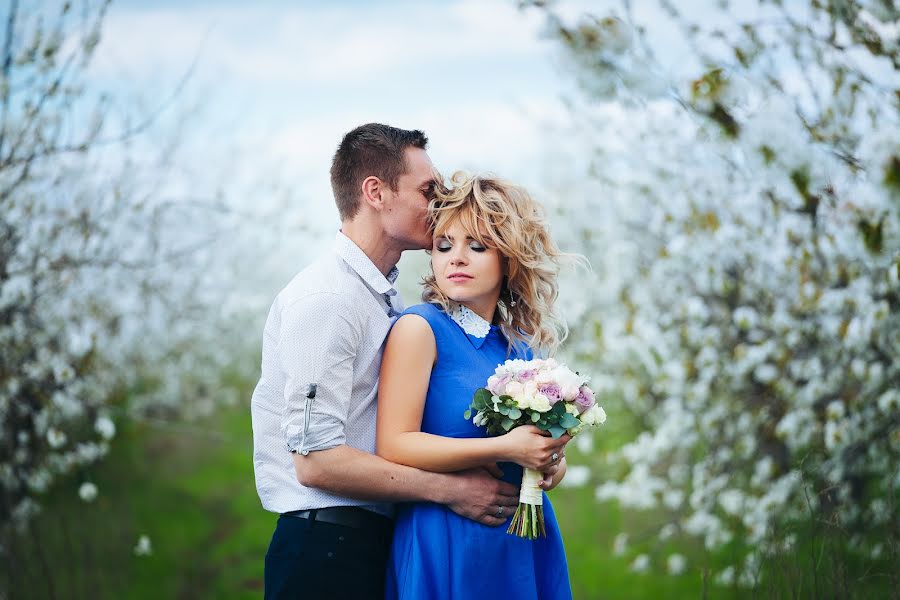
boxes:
[4,406,273,599]
[5,403,715,599]
[552,435,743,600]
[4,399,892,599]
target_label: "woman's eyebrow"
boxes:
[436,234,479,242]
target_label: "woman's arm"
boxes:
[376,314,565,472]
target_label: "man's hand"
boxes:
[442,466,519,527]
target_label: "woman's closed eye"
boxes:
[435,238,487,253]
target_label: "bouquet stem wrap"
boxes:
[507,467,547,539]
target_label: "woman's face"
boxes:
[431,219,503,322]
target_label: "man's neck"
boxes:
[340,222,401,278]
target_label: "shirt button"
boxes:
[338,536,345,542]
[327,552,334,558]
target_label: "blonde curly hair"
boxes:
[422,171,574,355]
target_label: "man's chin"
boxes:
[406,235,432,251]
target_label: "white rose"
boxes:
[582,405,607,426]
[512,381,536,411]
[505,381,524,399]
[550,366,585,400]
[530,393,552,413]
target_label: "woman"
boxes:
[376,171,574,599]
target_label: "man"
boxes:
[251,123,519,599]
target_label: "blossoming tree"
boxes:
[0,0,259,550]
[528,0,899,587]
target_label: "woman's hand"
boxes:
[539,457,567,491]
[499,425,570,471]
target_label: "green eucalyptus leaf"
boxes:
[559,413,579,429]
[473,388,491,410]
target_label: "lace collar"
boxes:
[449,303,491,339]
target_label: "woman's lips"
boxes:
[447,273,473,283]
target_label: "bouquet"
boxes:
[464,358,606,539]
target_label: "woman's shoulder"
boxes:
[396,303,454,339]
[400,302,447,322]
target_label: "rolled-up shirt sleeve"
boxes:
[278,292,360,454]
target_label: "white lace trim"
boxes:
[449,304,491,338]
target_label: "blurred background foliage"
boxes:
[1,0,897,598]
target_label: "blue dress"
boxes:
[385,303,572,600]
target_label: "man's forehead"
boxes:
[403,147,434,182]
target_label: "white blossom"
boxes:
[78,482,98,502]
[667,553,687,575]
[133,534,153,556]
[629,553,650,573]
[559,465,590,488]
[94,416,116,441]
[46,428,67,449]
[715,566,735,587]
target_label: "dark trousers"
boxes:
[264,511,394,600]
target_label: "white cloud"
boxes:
[91,1,552,87]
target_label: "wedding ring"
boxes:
[551,452,559,462]
[496,505,504,517]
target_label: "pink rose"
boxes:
[517,369,538,382]
[574,386,595,413]
[538,383,563,405]
[487,373,512,395]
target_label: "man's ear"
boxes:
[361,176,385,211]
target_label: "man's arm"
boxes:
[279,293,518,525]
[294,446,519,526]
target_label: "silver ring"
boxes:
[551,452,559,462]
[496,505,504,517]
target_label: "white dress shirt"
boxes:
[250,231,403,516]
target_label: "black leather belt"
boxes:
[281,506,391,530]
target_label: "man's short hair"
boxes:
[330,123,429,221]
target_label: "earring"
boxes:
[508,289,517,308]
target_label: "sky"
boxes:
[88,0,579,204]
[74,0,607,295]
[65,0,712,300]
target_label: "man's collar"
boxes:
[334,231,399,295]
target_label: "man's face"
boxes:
[382,147,435,251]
